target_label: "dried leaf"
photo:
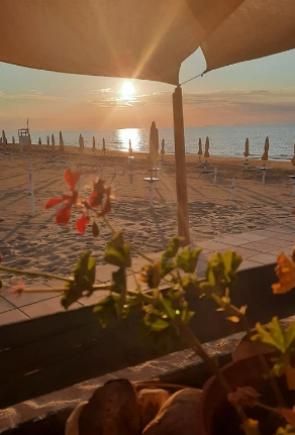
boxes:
[143,388,202,435]
[78,379,141,435]
[137,388,170,428]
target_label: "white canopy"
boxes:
[1,0,294,84]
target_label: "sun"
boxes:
[119,80,135,100]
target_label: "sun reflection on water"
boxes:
[116,128,142,152]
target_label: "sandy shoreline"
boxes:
[0,144,295,285]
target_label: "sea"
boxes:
[8,123,295,161]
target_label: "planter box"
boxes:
[0,263,294,433]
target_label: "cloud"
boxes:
[0,90,67,102]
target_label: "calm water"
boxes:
[8,123,295,160]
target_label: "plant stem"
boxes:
[21,282,112,293]
[0,265,71,282]
[138,252,154,263]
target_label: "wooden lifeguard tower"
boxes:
[18,120,31,150]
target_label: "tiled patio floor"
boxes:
[1,224,294,326]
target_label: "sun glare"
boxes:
[119,80,135,100]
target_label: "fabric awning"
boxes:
[0,0,294,84]
[202,0,295,72]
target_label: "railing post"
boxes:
[172,85,190,245]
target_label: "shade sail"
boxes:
[0,0,294,84]
[202,0,295,72]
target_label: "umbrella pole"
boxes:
[172,85,190,245]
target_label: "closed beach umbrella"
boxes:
[161,138,165,155]
[59,131,64,151]
[38,137,42,146]
[261,136,270,161]
[197,138,202,157]
[102,137,106,153]
[244,137,250,158]
[2,130,7,145]
[92,136,96,151]
[128,138,132,154]
[149,121,159,167]
[291,143,295,166]
[46,135,50,146]
[78,133,84,151]
[51,133,55,148]
[204,136,210,159]
[12,136,15,145]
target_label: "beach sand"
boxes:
[0,144,295,284]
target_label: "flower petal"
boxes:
[45,197,64,209]
[56,204,72,225]
[64,168,80,190]
[272,253,295,294]
[76,214,90,234]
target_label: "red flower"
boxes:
[87,179,112,216]
[64,168,80,190]
[45,169,80,225]
[76,214,90,234]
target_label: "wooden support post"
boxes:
[172,85,190,245]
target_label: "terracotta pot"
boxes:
[198,355,272,435]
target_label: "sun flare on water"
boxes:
[119,80,135,100]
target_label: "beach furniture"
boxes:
[161,138,165,156]
[2,130,8,145]
[149,121,159,170]
[204,136,210,164]
[59,131,64,152]
[197,137,203,164]
[243,137,250,166]
[128,138,133,155]
[78,134,84,151]
[261,136,269,168]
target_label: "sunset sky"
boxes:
[0,47,295,131]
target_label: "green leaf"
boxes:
[276,425,295,435]
[163,237,181,258]
[148,318,170,332]
[62,251,96,309]
[141,263,161,289]
[176,246,202,273]
[104,232,131,268]
[93,294,119,327]
[111,267,127,294]
[160,237,182,276]
[252,317,286,353]
[286,322,295,349]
